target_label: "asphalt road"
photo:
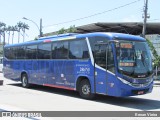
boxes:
[0,73,160,112]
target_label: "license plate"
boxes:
[137,91,144,95]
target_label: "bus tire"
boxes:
[21,74,30,88]
[79,79,95,99]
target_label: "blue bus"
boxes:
[3,32,154,99]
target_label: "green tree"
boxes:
[66,25,76,33]
[57,28,66,34]
[57,25,76,34]
[146,38,160,67]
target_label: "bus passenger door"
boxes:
[94,43,116,95]
[106,44,116,96]
[94,44,107,94]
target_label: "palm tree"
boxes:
[11,25,18,44]
[7,26,12,44]
[21,23,29,42]
[0,22,6,29]
[0,22,6,44]
[17,21,23,43]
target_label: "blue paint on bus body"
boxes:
[3,32,153,97]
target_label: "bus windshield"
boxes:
[115,41,153,78]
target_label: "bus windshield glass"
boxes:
[115,41,153,78]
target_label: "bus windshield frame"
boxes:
[115,40,153,78]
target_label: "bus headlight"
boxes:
[118,76,153,88]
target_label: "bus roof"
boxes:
[5,32,146,47]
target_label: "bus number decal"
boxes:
[76,64,90,74]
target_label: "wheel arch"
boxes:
[76,76,90,91]
[20,71,28,82]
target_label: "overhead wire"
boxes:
[44,0,142,28]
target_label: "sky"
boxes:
[0,0,160,43]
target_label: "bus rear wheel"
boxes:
[79,80,95,99]
[21,74,30,88]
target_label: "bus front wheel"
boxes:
[21,74,30,88]
[79,80,95,99]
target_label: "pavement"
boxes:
[0,73,160,120]
[154,80,160,87]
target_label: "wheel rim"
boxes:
[22,76,27,87]
[82,84,90,95]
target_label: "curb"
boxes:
[0,80,3,85]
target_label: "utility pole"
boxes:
[142,0,149,38]
[40,18,43,37]
[23,17,43,38]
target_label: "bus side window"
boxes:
[4,48,11,59]
[12,47,17,59]
[88,36,107,56]
[52,41,69,59]
[107,44,115,73]
[38,43,51,59]
[69,40,89,59]
[26,45,37,59]
[17,46,26,59]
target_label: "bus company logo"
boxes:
[2,112,42,117]
[2,112,12,117]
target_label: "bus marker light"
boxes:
[44,40,52,43]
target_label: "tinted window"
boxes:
[107,44,115,73]
[52,41,69,59]
[26,45,37,59]
[4,48,12,59]
[89,36,108,54]
[69,40,89,59]
[52,43,57,59]
[17,46,26,59]
[95,44,107,69]
[4,47,17,59]
[38,43,51,59]
[12,47,17,59]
